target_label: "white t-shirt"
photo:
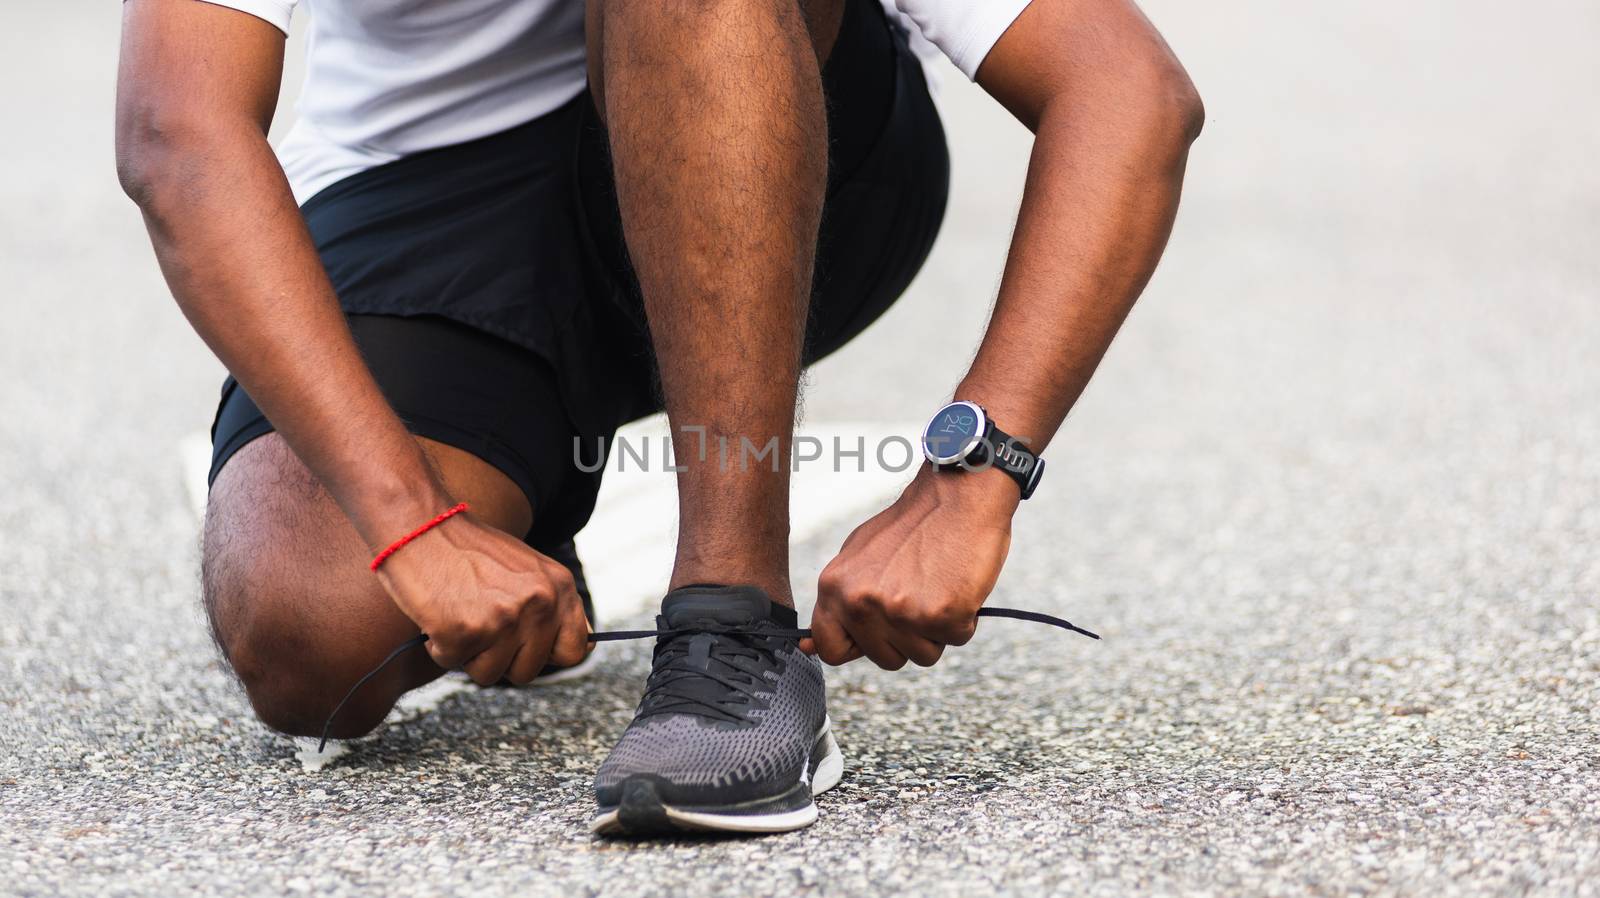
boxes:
[201,0,1030,204]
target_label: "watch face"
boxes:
[922,401,986,465]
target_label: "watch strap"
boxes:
[982,423,1044,500]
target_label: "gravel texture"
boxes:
[3,0,1599,895]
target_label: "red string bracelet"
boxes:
[369,502,469,572]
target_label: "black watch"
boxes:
[920,400,1044,500]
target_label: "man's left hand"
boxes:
[802,466,1018,669]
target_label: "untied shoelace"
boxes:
[317,606,1099,751]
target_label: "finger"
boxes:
[548,581,591,668]
[933,614,980,648]
[887,627,945,667]
[834,595,907,670]
[424,640,458,671]
[847,617,908,671]
[858,637,907,671]
[462,639,519,686]
[424,629,491,671]
[502,641,540,686]
[509,604,560,687]
[807,607,861,666]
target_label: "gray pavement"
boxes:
[3,0,1599,895]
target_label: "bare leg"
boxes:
[587,0,840,606]
[203,434,533,737]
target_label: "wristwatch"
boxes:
[920,400,1044,500]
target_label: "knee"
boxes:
[204,574,398,740]
[201,436,412,739]
[229,621,395,741]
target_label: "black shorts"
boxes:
[209,0,949,548]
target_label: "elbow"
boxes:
[115,98,212,210]
[1037,46,1205,160]
[115,103,163,208]
[1167,66,1205,147]
[1142,53,1205,152]
[116,152,164,211]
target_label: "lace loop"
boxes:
[633,623,791,724]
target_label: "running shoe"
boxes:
[591,585,843,835]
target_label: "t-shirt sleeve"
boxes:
[194,0,297,36]
[889,0,1032,80]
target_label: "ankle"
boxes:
[668,571,794,608]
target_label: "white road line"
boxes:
[179,431,213,521]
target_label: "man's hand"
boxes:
[803,467,1018,669]
[375,513,591,685]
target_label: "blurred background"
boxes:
[2,0,1596,895]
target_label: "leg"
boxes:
[587,0,841,606]
[583,0,943,837]
[203,433,533,738]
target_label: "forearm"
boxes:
[129,131,449,544]
[959,79,1199,456]
[815,2,1202,666]
[949,0,1203,464]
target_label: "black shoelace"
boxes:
[317,607,1098,751]
[631,626,788,724]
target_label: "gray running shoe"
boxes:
[592,585,843,835]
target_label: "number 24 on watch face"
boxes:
[922,401,985,465]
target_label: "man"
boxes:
[117,0,1200,835]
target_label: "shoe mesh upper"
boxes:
[595,645,826,792]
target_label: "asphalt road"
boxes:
[3,1,1599,895]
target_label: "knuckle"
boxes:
[524,587,558,619]
[881,593,915,621]
[546,564,577,594]
[426,643,461,669]
[432,626,475,656]
[846,590,882,615]
[486,602,520,632]
[947,618,978,646]
[817,566,845,596]
[908,604,953,633]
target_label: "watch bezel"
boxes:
[921,400,988,466]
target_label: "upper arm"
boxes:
[116,0,289,186]
[973,0,1199,133]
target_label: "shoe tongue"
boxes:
[660,585,796,629]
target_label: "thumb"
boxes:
[807,606,862,667]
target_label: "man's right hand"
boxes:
[374,512,591,685]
